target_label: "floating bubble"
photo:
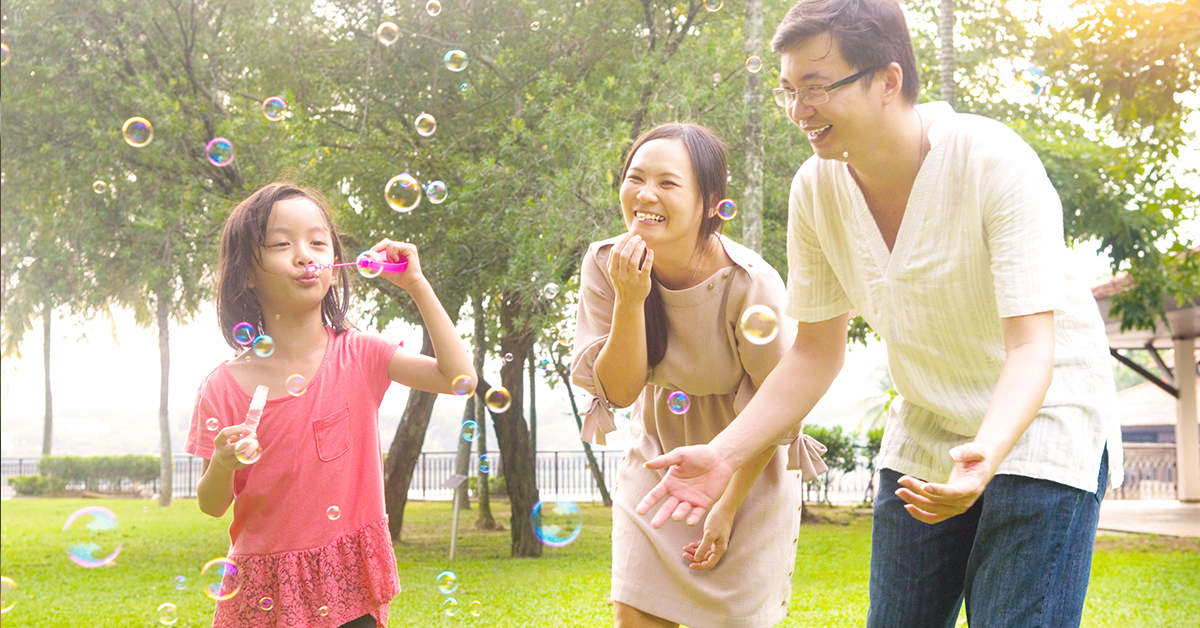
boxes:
[531,21,540,31]
[667,390,690,414]
[451,375,476,397]
[93,180,108,194]
[0,43,10,67]
[717,198,737,221]
[199,557,240,601]
[426,0,442,17]
[205,137,235,167]
[414,113,437,138]
[469,600,482,617]
[436,571,459,595]
[252,335,275,358]
[503,352,514,363]
[233,322,256,345]
[739,304,779,345]
[542,283,559,299]
[261,96,286,121]
[205,417,219,431]
[460,420,478,442]
[1,576,17,614]
[444,49,468,72]
[705,0,724,11]
[356,251,383,278]
[385,172,422,213]
[317,605,330,617]
[376,22,400,46]
[285,374,306,396]
[486,387,512,413]
[712,72,721,84]
[173,575,188,590]
[326,505,341,520]
[458,81,469,92]
[745,55,764,73]
[531,500,583,547]
[556,327,571,346]
[157,602,178,626]
[258,597,274,611]
[425,180,448,204]
[235,437,261,464]
[478,454,490,474]
[442,597,459,617]
[122,117,154,147]
[63,506,122,568]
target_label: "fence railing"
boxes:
[1106,443,1178,500]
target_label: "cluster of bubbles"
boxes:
[531,500,583,547]
[739,304,779,345]
[667,390,690,415]
[436,571,482,618]
[385,173,449,213]
[231,321,275,358]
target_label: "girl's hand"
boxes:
[211,426,251,471]
[683,505,733,570]
[607,233,654,305]
[371,239,425,291]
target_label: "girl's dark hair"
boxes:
[215,182,353,350]
[620,122,728,367]
[771,0,920,104]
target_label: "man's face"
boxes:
[779,33,881,161]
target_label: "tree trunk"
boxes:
[554,361,612,507]
[41,303,53,456]
[742,0,765,253]
[528,348,537,456]
[473,297,495,530]
[383,325,439,541]
[453,397,473,511]
[939,0,957,106]
[156,291,173,507]
[488,292,541,557]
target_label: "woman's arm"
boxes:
[592,234,655,407]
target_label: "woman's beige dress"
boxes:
[573,235,823,628]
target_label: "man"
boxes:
[637,1,1122,626]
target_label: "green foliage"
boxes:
[6,474,69,496]
[467,474,507,497]
[38,454,161,490]
[803,424,858,504]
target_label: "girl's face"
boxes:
[247,198,338,313]
[619,138,710,252]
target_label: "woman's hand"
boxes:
[683,505,734,570]
[210,425,251,471]
[370,239,426,292]
[606,233,654,305]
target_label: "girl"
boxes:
[571,123,826,628]
[185,182,475,627]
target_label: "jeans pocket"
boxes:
[313,407,351,462]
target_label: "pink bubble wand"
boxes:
[306,255,408,276]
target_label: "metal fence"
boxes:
[1106,443,1178,500]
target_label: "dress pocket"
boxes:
[312,407,351,462]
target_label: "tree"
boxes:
[802,424,857,505]
[859,427,884,505]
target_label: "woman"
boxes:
[571,123,825,628]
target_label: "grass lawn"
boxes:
[0,498,1196,627]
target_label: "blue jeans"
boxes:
[868,450,1108,628]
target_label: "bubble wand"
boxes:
[306,252,407,276]
[234,385,268,464]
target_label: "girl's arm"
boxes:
[371,240,476,393]
[593,234,654,407]
[197,426,249,517]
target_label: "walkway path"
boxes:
[1098,499,1200,537]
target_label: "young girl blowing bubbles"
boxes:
[185,183,475,628]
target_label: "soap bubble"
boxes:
[2,576,17,614]
[233,322,255,345]
[705,0,724,11]
[317,606,330,617]
[460,420,478,442]
[667,390,690,414]
[93,181,108,194]
[63,506,123,568]
[261,96,286,121]
[459,81,469,92]
[531,500,583,547]
[485,387,512,413]
[285,374,306,396]
[739,304,779,345]
[451,375,476,396]
[205,137,235,167]
[425,180,448,204]
[376,22,400,46]
[157,602,178,626]
[745,55,764,73]
[385,173,422,213]
[542,283,559,299]
[414,113,437,137]
[469,600,482,617]
[436,571,459,594]
[426,0,442,17]
[503,352,514,363]
[0,43,10,67]
[199,557,240,601]
[205,418,219,431]
[252,335,275,358]
[122,117,154,147]
[442,597,459,617]
[478,454,490,474]
[444,49,468,72]
[356,251,383,278]
[712,72,721,84]
[172,575,188,590]
[531,21,540,31]
[235,437,261,464]
[258,597,274,611]
[327,505,341,521]
[717,198,737,220]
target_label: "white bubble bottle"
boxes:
[235,385,268,464]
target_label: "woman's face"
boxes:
[619,138,709,252]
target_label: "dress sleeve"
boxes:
[570,242,620,445]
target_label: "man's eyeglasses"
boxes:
[772,65,885,107]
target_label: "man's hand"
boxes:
[895,442,997,524]
[637,444,734,528]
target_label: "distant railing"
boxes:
[1107,443,1177,500]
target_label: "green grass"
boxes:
[0,498,1196,627]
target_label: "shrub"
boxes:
[7,474,68,496]
[38,455,161,492]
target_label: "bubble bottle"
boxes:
[234,385,268,464]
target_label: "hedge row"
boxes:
[38,455,161,489]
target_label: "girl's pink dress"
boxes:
[186,327,402,627]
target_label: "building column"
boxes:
[1175,337,1199,502]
